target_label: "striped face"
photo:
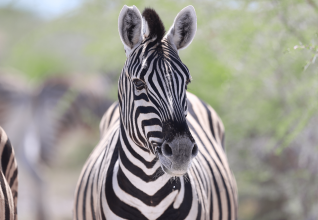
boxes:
[119,38,198,176]
[118,6,198,176]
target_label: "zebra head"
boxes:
[118,5,198,176]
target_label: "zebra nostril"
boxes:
[192,144,198,157]
[163,143,172,156]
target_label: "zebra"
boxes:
[74,5,237,220]
[0,126,18,220]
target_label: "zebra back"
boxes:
[0,127,18,220]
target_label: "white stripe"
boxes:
[184,173,199,220]
[173,176,185,209]
[144,125,162,135]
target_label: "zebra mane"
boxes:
[142,8,165,41]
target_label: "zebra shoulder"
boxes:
[186,92,225,149]
[99,101,120,138]
[0,126,18,220]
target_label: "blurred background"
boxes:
[0,0,317,219]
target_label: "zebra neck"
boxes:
[119,124,157,163]
[118,124,163,182]
[116,125,185,210]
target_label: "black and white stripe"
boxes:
[74,5,237,220]
[0,127,18,220]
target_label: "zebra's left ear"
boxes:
[165,5,197,51]
[118,5,142,57]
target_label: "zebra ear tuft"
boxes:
[118,5,142,54]
[142,8,165,41]
[165,5,197,51]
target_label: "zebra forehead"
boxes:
[140,57,188,78]
[130,39,189,79]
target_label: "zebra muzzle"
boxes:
[157,136,198,176]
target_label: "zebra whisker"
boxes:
[183,173,190,183]
[153,167,165,181]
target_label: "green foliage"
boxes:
[6,50,68,80]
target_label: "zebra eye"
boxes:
[133,79,146,90]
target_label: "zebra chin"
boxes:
[160,162,191,177]
[156,135,198,176]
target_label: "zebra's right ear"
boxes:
[118,5,142,57]
[165,5,197,51]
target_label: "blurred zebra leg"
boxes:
[0,126,18,220]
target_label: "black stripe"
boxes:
[75,159,92,220]
[2,139,12,175]
[222,133,225,150]
[117,165,179,206]
[9,168,17,188]
[96,133,116,189]
[142,118,162,132]
[147,131,162,140]
[134,93,149,101]
[156,177,193,220]
[7,156,15,181]
[119,145,162,182]
[90,168,96,220]
[100,189,107,220]
[196,201,202,220]
[105,137,148,220]
[107,102,119,128]
[200,100,216,140]
[187,99,199,123]
[0,172,10,220]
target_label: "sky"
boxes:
[0,0,260,20]
[0,0,84,19]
